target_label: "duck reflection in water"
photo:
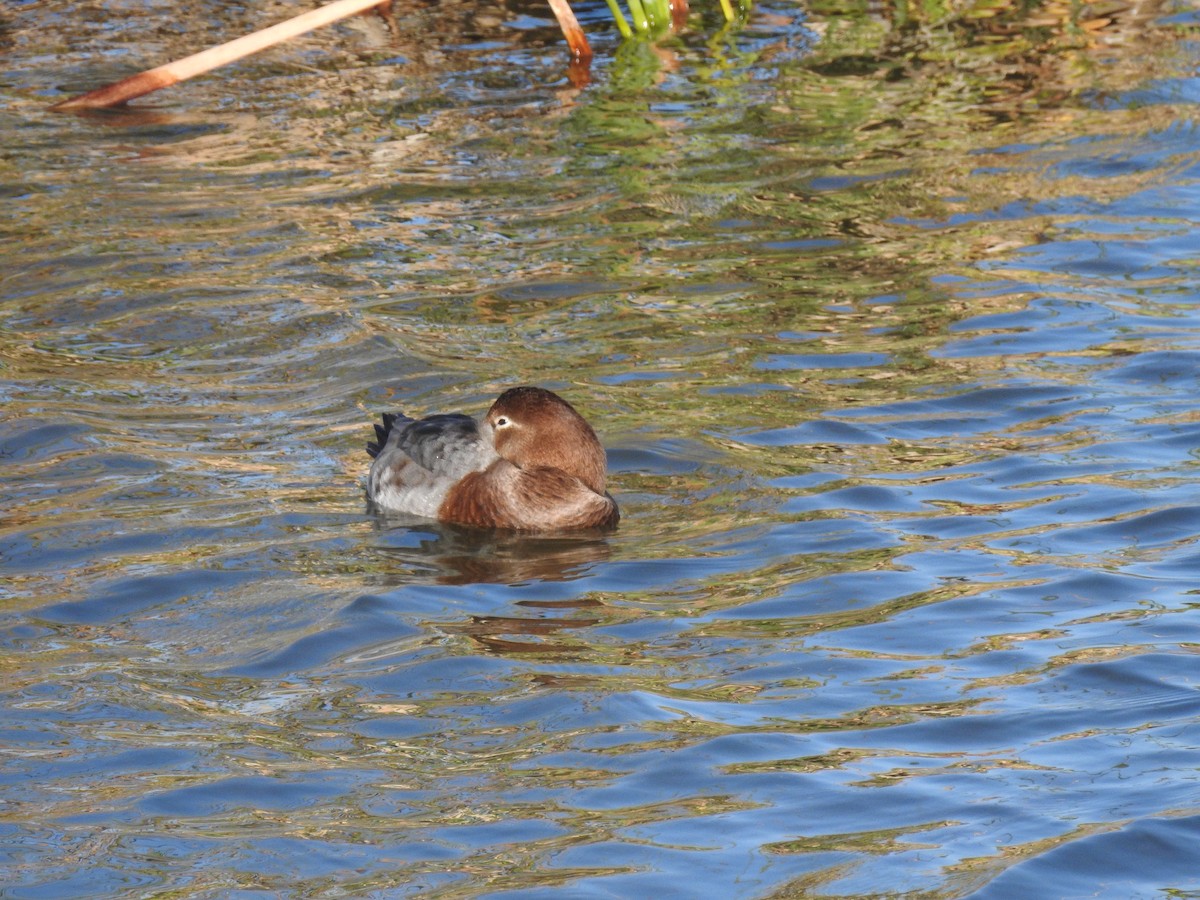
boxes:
[368,518,614,586]
[366,523,612,654]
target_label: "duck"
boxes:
[366,386,619,531]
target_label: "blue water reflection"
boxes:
[5,2,1200,897]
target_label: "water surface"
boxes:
[4,0,1200,896]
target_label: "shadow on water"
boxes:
[4,0,1200,896]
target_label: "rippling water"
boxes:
[5,0,1200,896]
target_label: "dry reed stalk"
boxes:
[51,0,391,110]
[545,0,593,62]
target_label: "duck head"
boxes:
[485,386,609,495]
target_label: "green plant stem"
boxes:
[625,0,651,32]
[604,0,635,38]
[646,0,670,29]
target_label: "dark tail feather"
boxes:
[366,412,399,459]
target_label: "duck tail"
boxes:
[366,412,399,459]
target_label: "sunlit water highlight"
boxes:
[4,0,1200,896]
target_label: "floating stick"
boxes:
[51,0,391,111]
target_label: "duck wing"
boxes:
[366,412,497,516]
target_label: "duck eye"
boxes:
[495,416,509,427]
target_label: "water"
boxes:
[4,0,1200,896]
